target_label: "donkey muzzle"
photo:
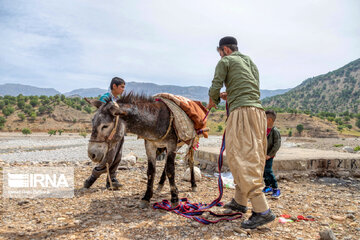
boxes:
[87,142,108,163]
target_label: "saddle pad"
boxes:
[157,97,196,142]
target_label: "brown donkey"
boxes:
[86,93,197,208]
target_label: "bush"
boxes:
[216,125,223,132]
[58,129,64,135]
[347,124,352,129]
[296,124,304,135]
[48,130,57,136]
[29,112,37,121]
[22,128,32,135]
[18,113,25,121]
[337,125,344,132]
[356,119,360,129]
[333,144,344,147]
[288,129,292,137]
[343,116,350,122]
[84,106,92,114]
[354,146,360,152]
[0,116,6,129]
[2,106,15,117]
[79,131,87,138]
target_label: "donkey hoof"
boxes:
[156,184,164,193]
[171,201,179,209]
[191,186,197,192]
[139,200,150,209]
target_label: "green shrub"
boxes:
[216,125,223,132]
[356,119,360,129]
[354,146,360,152]
[288,129,292,137]
[22,128,32,135]
[58,129,64,135]
[0,116,6,129]
[2,106,15,117]
[48,130,57,136]
[333,144,344,147]
[79,131,87,138]
[296,124,304,135]
[18,113,25,121]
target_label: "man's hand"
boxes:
[220,92,227,100]
[266,155,271,160]
[206,97,217,110]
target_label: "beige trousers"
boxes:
[225,106,269,212]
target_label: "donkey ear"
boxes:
[84,98,104,109]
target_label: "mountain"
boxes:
[0,83,60,96]
[64,88,105,97]
[260,88,291,99]
[262,58,360,113]
[0,82,290,102]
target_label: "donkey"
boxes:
[86,93,197,208]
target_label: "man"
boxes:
[83,77,125,190]
[207,36,275,229]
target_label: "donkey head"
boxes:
[85,98,128,163]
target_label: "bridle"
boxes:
[88,101,120,145]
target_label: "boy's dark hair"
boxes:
[265,109,277,121]
[110,77,125,90]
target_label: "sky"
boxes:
[0,0,359,92]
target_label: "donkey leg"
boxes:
[188,148,197,192]
[157,164,167,192]
[156,148,167,192]
[166,150,179,208]
[140,142,157,209]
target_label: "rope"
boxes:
[141,113,174,142]
[106,162,121,208]
[153,102,242,224]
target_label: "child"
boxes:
[262,110,281,198]
[99,77,125,103]
[83,77,126,190]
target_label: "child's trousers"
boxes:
[263,157,278,189]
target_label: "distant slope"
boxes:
[0,83,60,96]
[1,82,291,102]
[262,58,360,113]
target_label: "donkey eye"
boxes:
[102,125,109,130]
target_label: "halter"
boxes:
[89,101,120,145]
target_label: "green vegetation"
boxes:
[296,124,304,135]
[48,130,57,136]
[262,58,360,113]
[58,129,64,135]
[22,128,32,135]
[79,131,87,138]
[354,146,360,152]
[217,125,223,132]
[333,144,344,147]
[18,113,25,121]
[288,129,292,137]
[0,116,6,130]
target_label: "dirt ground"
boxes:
[1,159,360,240]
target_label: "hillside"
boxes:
[1,82,289,101]
[0,83,60,96]
[262,58,360,113]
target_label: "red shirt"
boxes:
[267,127,272,136]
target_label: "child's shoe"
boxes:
[271,189,281,199]
[262,186,272,194]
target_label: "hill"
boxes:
[262,58,360,113]
[0,83,60,96]
[1,83,289,101]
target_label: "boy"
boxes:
[262,110,281,198]
[99,77,125,103]
[83,77,126,190]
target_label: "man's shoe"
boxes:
[223,199,248,213]
[262,186,272,194]
[241,210,276,229]
[271,189,281,199]
[106,178,123,190]
[83,175,97,189]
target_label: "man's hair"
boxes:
[224,44,238,52]
[265,109,277,121]
[110,77,125,90]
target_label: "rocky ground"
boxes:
[0,133,360,239]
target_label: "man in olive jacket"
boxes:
[207,36,275,229]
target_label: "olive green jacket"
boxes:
[208,51,263,113]
[267,126,281,157]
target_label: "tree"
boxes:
[356,119,360,129]
[22,128,32,135]
[2,106,15,117]
[296,124,304,135]
[217,125,223,132]
[288,129,293,137]
[48,130,57,136]
[30,98,39,107]
[58,129,64,135]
